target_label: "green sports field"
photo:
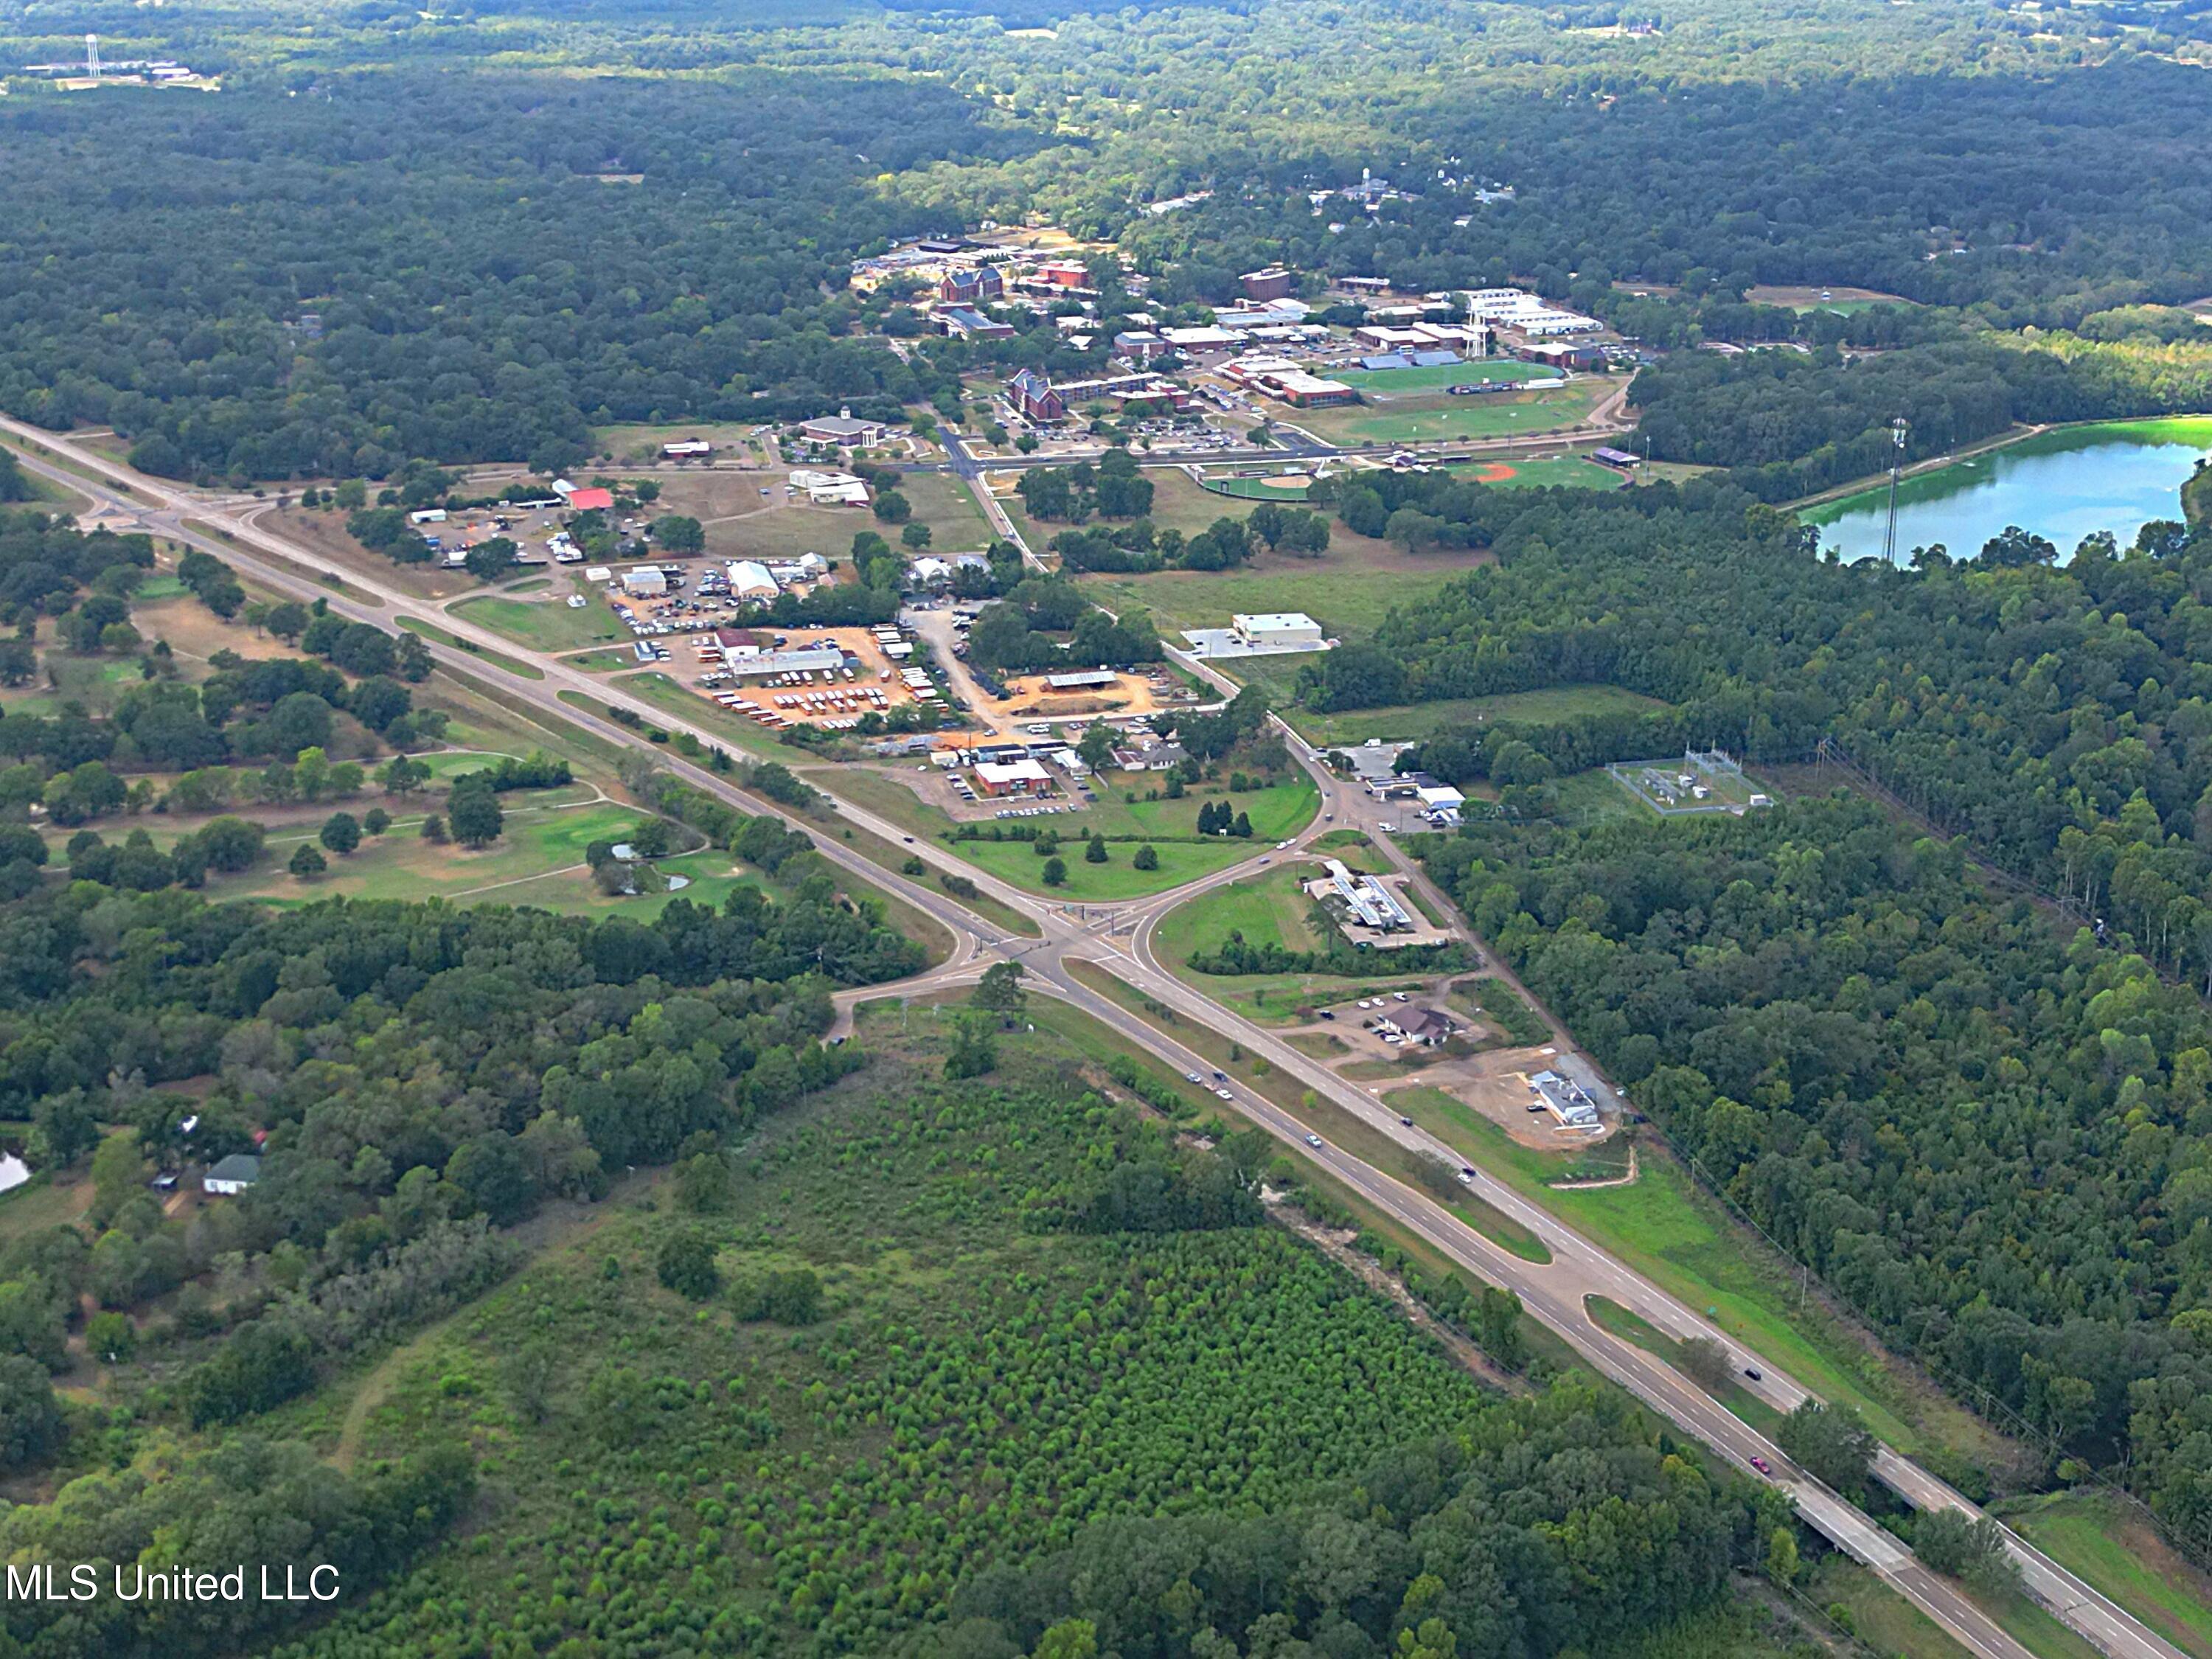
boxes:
[1446,453,1627,491]
[1332,359,1562,394]
[1293,375,1609,446]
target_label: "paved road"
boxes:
[0,414,2186,1659]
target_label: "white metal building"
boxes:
[1233,612,1325,650]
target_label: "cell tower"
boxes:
[84,34,100,77]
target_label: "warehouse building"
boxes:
[1233,612,1325,650]
[714,642,848,680]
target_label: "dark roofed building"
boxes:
[939,266,1005,306]
[1009,369,1065,423]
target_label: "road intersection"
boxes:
[0,414,2185,1659]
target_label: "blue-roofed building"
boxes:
[1410,348,1463,367]
[1360,353,1416,372]
[934,305,1014,341]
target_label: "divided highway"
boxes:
[0,416,2186,1659]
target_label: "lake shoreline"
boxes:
[1798,414,2212,563]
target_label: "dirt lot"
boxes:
[998,669,1172,723]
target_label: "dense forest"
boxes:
[1118,63,2212,327]
[0,0,2208,485]
[0,71,1032,480]
[1422,797,2212,1540]
[1629,333,2212,501]
[1298,473,2212,988]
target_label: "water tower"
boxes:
[84,35,100,77]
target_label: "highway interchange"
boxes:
[0,414,2188,1659]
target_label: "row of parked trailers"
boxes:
[719,683,896,732]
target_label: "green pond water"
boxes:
[1804,418,2212,563]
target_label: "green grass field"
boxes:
[397,616,544,680]
[723,471,991,562]
[1009,467,1268,549]
[1294,375,1608,446]
[612,671,792,757]
[1149,866,1450,1023]
[211,800,658,910]
[953,833,1257,901]
[1409,1102,2009,1471]
[1990,1491,2212,1659]
[1197,473,1314,501]
[1084,560,1479,644]
[451,592,622,652]
[1333,359,1562,394]
[827,765,1318,851]
[1279,683,1668,748]
[1154,866,1325,964]
[1447,453,1627,491]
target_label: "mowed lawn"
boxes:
[1295,376,1610,446]
[451,592,624,652]
[211,800,650,908]
[1008,467,1256,549]
[1332,360,1562,394]
[827,766,1318,848]
[1152,863,1439,1023]
[1448,453,1627,492]
[1990,1491,2212,1659]
[955,833,1256,901]
[1278,684,1669,748]
[1082,542,1486,644]
[947,776,1321,901]
[1154,866,1326,963]
[721,472,992,563]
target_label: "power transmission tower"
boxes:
[1881,417,1909,566]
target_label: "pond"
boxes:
[1804,417,2212,563]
